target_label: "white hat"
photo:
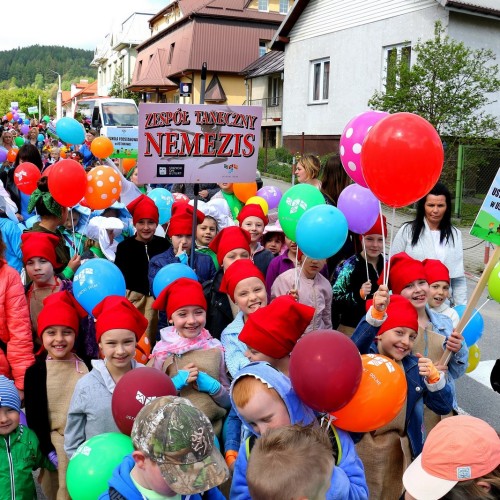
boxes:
[85,216,123,261]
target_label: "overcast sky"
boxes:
[0,0,168,51]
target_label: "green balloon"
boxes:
[487,261,500,303]
[66,433,133,500]
[14,137,25,147]
[43,115,50,122]
[277,184,326,241]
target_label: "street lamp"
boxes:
[49,70,62,120]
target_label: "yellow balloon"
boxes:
[246,196,269,215]
[466,344,480,373]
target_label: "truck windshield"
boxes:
[102,102,138,126]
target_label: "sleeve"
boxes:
[210,355,231,409]
[30,430,57,471]
[223,406,242,454]
[447,342,468,380]
[332,261,361,311]
[265,258,279,296]
[229,441,252,500]
[205,487,228,500]
[422,373,454,415]
[0,180,18,213]
[351,318,381,355]
[391,225,410,255]
[4,269,34,390]
[221,329,250,379]
[323,286,333,329]
[450,276,467,307]
[2,222,23,272]
[206,257,217,281]
[64,380,88,458]
[327,429,369,500]
[270,273,292,300]
[148,255,166,293]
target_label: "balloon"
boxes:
[17,118,23,124]
[122,157,136,173]
[56,117,85,145]
[6,112,12,121]
[84,165,122,210]
[257,185,282,210]
[152,263,198,298]
[42,115,50,123]
[340,111,390,187]
[277,184,325,241]
[42,164,53,177]
[361,113,444,208]
[337,184,380,234]
[245,196,269,215]
[37,134,44,142]
[453,305,484,346]
[6,149,17,162]
[172,192,189,203]
[20,124,29,135]
[0,149,7,163]
[66,433,133,500]
[233,182,257,203]
[13,162,41,195]
[14,136,24,147]
[90,136,114,159]
[466,344,480,373]
[295,205,348,259]
[24,118,30,125]
[48,159,87,207]
[331,354,407,432]
[112,367,176,435]
[487,261,500,303]
[73,260,126,315]
[289,330,362,412]
[148,188,174,224]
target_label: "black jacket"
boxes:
[203,268,233,341]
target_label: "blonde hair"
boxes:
[440,466,500,499]
[231,375,282,410]
[247,424,334,500]
[298,154,321,180]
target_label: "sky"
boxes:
[0,0,169,51]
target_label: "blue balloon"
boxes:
[453,305,484,346]
[153,263,198,298]
[24,119,30,125]
[37,133,44,142]
[73,260,126,315]
[148,188,174,225]
[17,118,23,124]
[296,205,348,259]
[56,117,85,145]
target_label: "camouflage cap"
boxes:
[131,396,229,495]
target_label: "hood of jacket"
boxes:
[90,359,141,394]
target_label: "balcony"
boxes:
[246,96,282,122]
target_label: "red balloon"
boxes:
[289,330,362,413]
[48,159,87,207]
[361,112,444,208]
[6,149,18,163]
[13,162,41,195]
[41,165,53,178]
[112,367,176,435]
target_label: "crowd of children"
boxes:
[0,149,498,500]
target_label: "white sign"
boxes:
[106,127,139,159]
[28,106,38,114]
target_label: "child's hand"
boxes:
[68,254,81,272]
[195,371,221,395]
[360,281,372,300]
[288,288,299,301]
[373,284,389,313]
[183,362,199,384]
[416,354,441,383]
[446,329,463,353]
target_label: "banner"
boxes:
[106,126,138,159]
[137,103,262,184]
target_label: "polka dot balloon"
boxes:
[339,111,389,187]
[84,165,122,209]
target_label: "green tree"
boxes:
[33,73,44,89]
[109,64,139,103]
[368,21,500,139]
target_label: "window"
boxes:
[310,58,330,103]
[137,61,143,79]
[259,41,267,58]
[279,0,289,14]
[168,43,175,64]
[383,43,411,93]
[268,76,280,106]
[258,0,269,12]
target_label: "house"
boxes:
[61,80,98,117]
[127,0,294,105]
[271,0,500,154]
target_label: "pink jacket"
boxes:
[0,261,34,389]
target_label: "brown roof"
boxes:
[241,50,284,78]
[204,74,227,102]
[440,0,500,16]
[128,48,177,92]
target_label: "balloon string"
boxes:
[379,204,387,286]
[295,256,305,291]
[70,206,78,252]
[362,236,369,282]
[294,248,299,289]
[460,298,490,335]
[384,207,396,287]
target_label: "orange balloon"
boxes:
[84,165,122,209]
[134,334,151,365]
[90,136,114,159]
[233,182,257,203]
[6,149,18,162]
[122,158,137,174]
[60,149,67,159]
[6,112,13,121]
[331,354,407,432]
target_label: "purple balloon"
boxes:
[0,149,7,163]
[257,185,282,210]
[337,184,380,234]
[21,124,29,135]
[12,113,19,121]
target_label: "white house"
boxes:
[271,0,500,153]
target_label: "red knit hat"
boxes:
[209,226,251,265]
[376,295,418,336]
[237,204,268,226]
[239,296,315,358]
[127,194,159,225]
[219,259,264,302]
[167,202,205,237]
[93,296,148,342]
[363,215,387,237]
[21,232,59,268]
[380,252,426,295]
[152,277,206,320]
[423,259,450,285]
[37,291,87,337]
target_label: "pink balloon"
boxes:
[340,111,389,187]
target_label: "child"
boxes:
[0,375,54,499]
[351,292,455,499]
[81,215,123,262]
[64,296,147,457]
[211,182,243,220]
[24,291,89,500]
[237,203,274,276]
[196,212,219,268]
[247,424,334,500]
[262,222,285,256]
[60,205,89,258]
[219,259,267,378]
[423,258,460,328]
[230,362,369,500]
[100,396,229,499]
[271,250,332,333]
[150,278,231,435]
[332,216,386,336]
[239,295,315,376]
[403,415,500,500]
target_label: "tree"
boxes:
[109,64,139,103]
[368,22,500,139]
